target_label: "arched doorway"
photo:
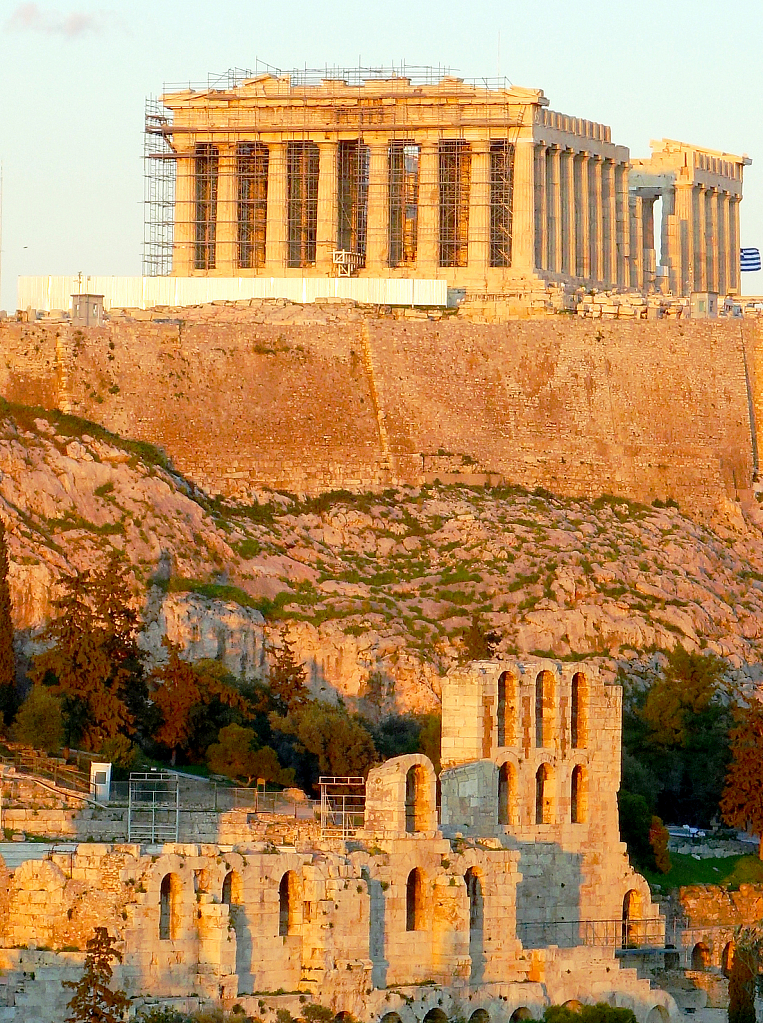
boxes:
[405,765,428,833]
[497,672,516,747]
[465,867,484,980]
[571,672,586,748]
[535,763,552,824]
[510,1010,533,1023]
[692,942,711,971]
[498,761,515,826]
[571,765,586,823]
[423,1012,448,1023]
[222,870,243,907]
[562,1003,584,1013]
[535,670,554,747]
[622,889,641,948]
[159,873,182,941]
[469,1011,490,1023]
[279,871,300,936]
[722,940,735,977]
[406,867,424,931]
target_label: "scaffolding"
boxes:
[143,65,525,280]
[127,771,179,844]
[319,776,366,838]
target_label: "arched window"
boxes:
[692,942,711,971]
[571,765,586,823]
[423,1011,448,1023]
[405,765,428,834]
[469,1011,490,1023]
[510,1010,532,1023]
[406,868,424,931]
[159,873,181,941]
[571,672,586,748]
[498,761,516,826]
[535,764,552,824]
[465,868,484,980]
[622,889,641,948]
[722,941,735,978]
[497,672,516,747]
[222,870,243,906]
[535,671,554,747]
[279,870,299,936]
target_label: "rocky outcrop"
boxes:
[6,405,763,711]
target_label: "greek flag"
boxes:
[741,247,762,272]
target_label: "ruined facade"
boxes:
[0,659,676,1023]
[145,67,749,298]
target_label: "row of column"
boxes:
[532,144,629,288]
[666,185,740,296]
[172,138,539,277]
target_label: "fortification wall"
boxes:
[0,316,757,513]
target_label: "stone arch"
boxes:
[510,1010,533,1023]
[222,869,243,906]
[279,870,300,936]
[423,1012,448,1023]
[380,1015,402,1023]
[497,670,518,747]
[571,671,587,748]
[722,940,735,977]
[692,941,711,970]
[405,764,429,834]
[535,762,553,824]
[562,1003,584,1013]
[469,1011,490,1023]
[622,889,642,947]
[571,764,587,823]
[159,872,182,941]
[465,867,484,980]
[535,670,555,747]
[646,1007,669,1023]
[335,1014,353,1023]
[406,867,425,931]
[498,758,517,826]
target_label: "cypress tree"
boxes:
[0,518,17,723]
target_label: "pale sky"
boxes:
[1,0,762,311]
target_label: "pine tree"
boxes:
[721,701,763,859]
[0,518,17,723]
[64,926,131,1023]
[268,628,310,713]
[728,950,756,1023]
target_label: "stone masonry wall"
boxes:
[0,315,758,514]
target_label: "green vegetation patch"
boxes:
[641,852,763,890]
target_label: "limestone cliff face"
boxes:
[5,404,763,710]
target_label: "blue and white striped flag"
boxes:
[741,247,762,272]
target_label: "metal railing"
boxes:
[319,776,366,837]
[517,916,670,951]
[0,748,92,796]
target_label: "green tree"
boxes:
[721,702,763,859]
[271,702,377,789]
[461,613,500,662]
[268,629,310,713]
[151,640,246,765]
[64,926,132,1023]
[622,646,732,826]
[728,952,756,1023]
[0,518,17,723]
[13,686,64,751]
[543,1004,638,1023]
[649,815,672,874]
[618,790,654,869]
[29,557,144,749]
[206,723,294,786]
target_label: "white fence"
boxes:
[18,275,448,311]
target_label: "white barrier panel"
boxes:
[17,276,448,311]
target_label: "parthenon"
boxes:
[145,66,750,299]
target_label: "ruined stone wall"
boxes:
[0,316,757,513]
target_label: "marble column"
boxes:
[729,197,741,294]
[416,141,439,273]
[674,184,694,297]
[607,160,618,285]
[467,139,491,282]
[215,145,238,274]
[365,140,390,273]
[696,188,708,292]
[511,137,536,272]
[534,145,547,270]
[316,140,338,273]
[577,153,590,280]
[717,191,728,296]
[265,142,288,272]
[629,195,643,290]
[707,188,719,293]
[562,149,576,277]
[593,157,604,283]
[172,151,195,275]
[615,163,629,288]
[550,146,563,273]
